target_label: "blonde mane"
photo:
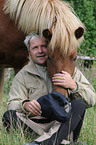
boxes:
[4,0,85,55]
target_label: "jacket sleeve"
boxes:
[70,67,96,108]
[7,72,30,114]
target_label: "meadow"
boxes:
[0,62,96,145]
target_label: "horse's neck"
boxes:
[53,86,68,98]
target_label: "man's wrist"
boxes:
[22,99,30,112]
[71,82,78,91]
[70,81,77,90]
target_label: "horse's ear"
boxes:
[75,27,84,39]
[42,29,52,41]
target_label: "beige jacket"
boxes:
[7,60,96,142]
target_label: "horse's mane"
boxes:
[4,0,85,55]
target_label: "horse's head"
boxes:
[42,27,84,96]
[43,26,84,75]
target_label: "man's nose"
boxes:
[38,46,43,53]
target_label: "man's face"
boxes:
[29,37,48,66]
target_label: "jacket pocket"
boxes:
[26,82,41,100]
[29,87,37,94]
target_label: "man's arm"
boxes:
[52,68,96,108]
[71,67,96,108]
[7,72,42,115]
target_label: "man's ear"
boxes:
[75,27,84,39]
[42,29,52,41]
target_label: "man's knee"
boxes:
[2,110,19,130]
[71,100,86,115]
[2,110,17,122]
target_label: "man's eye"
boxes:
[41,45,47,48]
[32,46,38,50]
[73,56,77,62]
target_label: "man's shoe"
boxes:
[23,141,40,145]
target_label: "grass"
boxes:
[78,105,96,144]
[0,67,96,145]
[0,94,33,145]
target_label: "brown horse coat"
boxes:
[0,0,28,70]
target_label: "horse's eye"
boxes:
[73,56,77,62]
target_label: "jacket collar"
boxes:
[24,59,47,77]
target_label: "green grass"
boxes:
[0,68,96,145]
[78,105,96,144]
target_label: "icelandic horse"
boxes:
[1,0,85,104]
[0,0,29,106]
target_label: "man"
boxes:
[2,33,96,145]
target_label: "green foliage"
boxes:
[64,0,96,56]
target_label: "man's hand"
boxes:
[52,71,76,90]
[23,100,42,116]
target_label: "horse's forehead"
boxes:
[48,47,77,59]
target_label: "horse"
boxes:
[0,0,29,106]
[1,0,84,105]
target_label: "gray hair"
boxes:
[24,32,41,51]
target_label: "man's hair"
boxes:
[24,32,40,51]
